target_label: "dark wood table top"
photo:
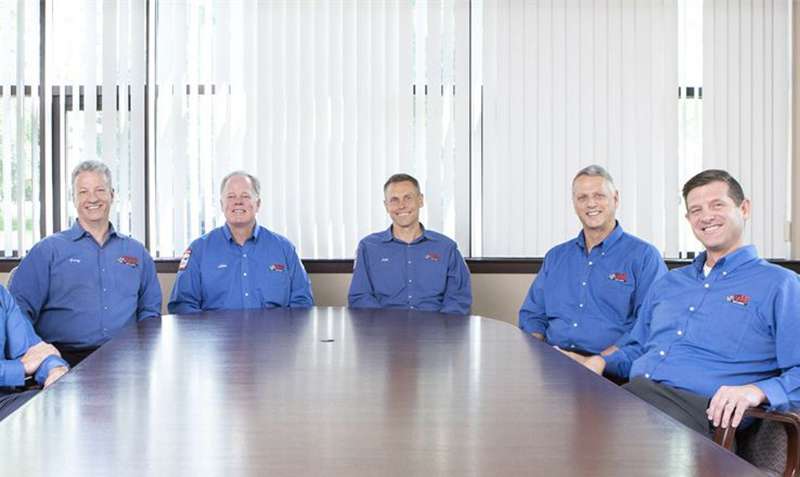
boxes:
[0,307,761,476]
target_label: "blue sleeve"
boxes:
[33,354,69,386]
[1,286,67,387]
[604,286,656,378]
[518,254,551,335]
[613,245,667,347]
[440,244,471,315]
[347,241,381,309]
[287,244,314,308]
[168,244,204,314]
[754,274,800,411]
[9,241,51,325]
[137,250,162,321]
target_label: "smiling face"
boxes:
[221,174,261,229]
[73,171,114,228]
[685,180,749,258]
[384,180,424,230]
[572,175,619,235]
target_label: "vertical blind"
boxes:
[153,0,470,258]
[0,0,42,256]
[478,0,680,257]
[703,0,792,258]
[48,0,147,241]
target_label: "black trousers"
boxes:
[623,376,713,438]
[0,389,39,422]
[55,345,98,368]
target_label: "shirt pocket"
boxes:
[417,257,447,296]
[258,268,290,307]
[113,259,141,297]
[688,301,754,358]
[52,253,98,299]
[595,266,635,317]
[368,257,406,296]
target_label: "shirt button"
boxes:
[677,330,683,336]
[722,271,727,276]
[573,323,578,327]
[659,350,665,356]
[579,304,584,308]
[588,261,593,266]
[243,272,247,277]
[408,295,412,299]
[243,254,248,258]
[689,306,695,312]
[410,306,415,309]
[703,283,710,288]
[570,344,575,348]
[245,292,249,297]
[581,282,586,286]
[408,279,412,283]
[103,288,107,292]
[645,373,651,379]
[407,261,411,264]
[101,268,105,272]
[103,306,108,310]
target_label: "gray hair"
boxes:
[71,160,113,193]
[220,171,261,199]
[573,164,617,193]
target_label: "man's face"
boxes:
[685,180,749,255]
[73,171,114,227]
[572,175,618,233]
[221,175,261,228]
[384,181,424,229]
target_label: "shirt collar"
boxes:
[66,220,118,242]
[380,224,436,244]
[575,221,623,251]
[692,244,759,276]
[223,222,260,243]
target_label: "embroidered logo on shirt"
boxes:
[269,263,286,272]
[178,248,191,271]
[68,257,81,264]
[217,263,228,269]
[425,252,440,262]
[381,257,390,262]
[726,294,750,306]
[608,272,627,283]
[117,255,139,267]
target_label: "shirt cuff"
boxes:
[602,350,630,379]
[755,378,790,411]
[33,355,69,386]
[519,317,547,335]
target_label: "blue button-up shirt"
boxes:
[0,285,68,388]
[605,245,800,411]
[168,224,314,314]
[518,224,666,354]
[10,221,161,351]
[347,226,472,315]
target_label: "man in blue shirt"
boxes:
[10,161,161,367]
[348,173,471,315]
[519,165,666,355]
[0,285,68,421]
[168,171,313,313]
[569,169,800,436]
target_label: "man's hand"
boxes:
[531,332,545,341]
[555,349,606,376]
[600,345,618,356]
[21,342,60,375]
[43,366,68,388]
[556,348,588,364]
[707,384,766,429]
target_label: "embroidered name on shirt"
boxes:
[217,263,228,269]
[608,272,627,283]
[381,258,390,262]
[178,249,191,271]
[69,258,81,264]
[117,256,139,267]
[270,263,286,272]
[726,294,750,306]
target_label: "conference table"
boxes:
[0,307,760,476]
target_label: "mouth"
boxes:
[85,204,102,211]
[702,224,722,233]
[586,210,601,217]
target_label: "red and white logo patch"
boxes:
[269,263,286,272]
[178,248,191,271]
[117,255,139,267]
[608,272,627,283]
[425,252,440,262]
[726,294,750,306]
